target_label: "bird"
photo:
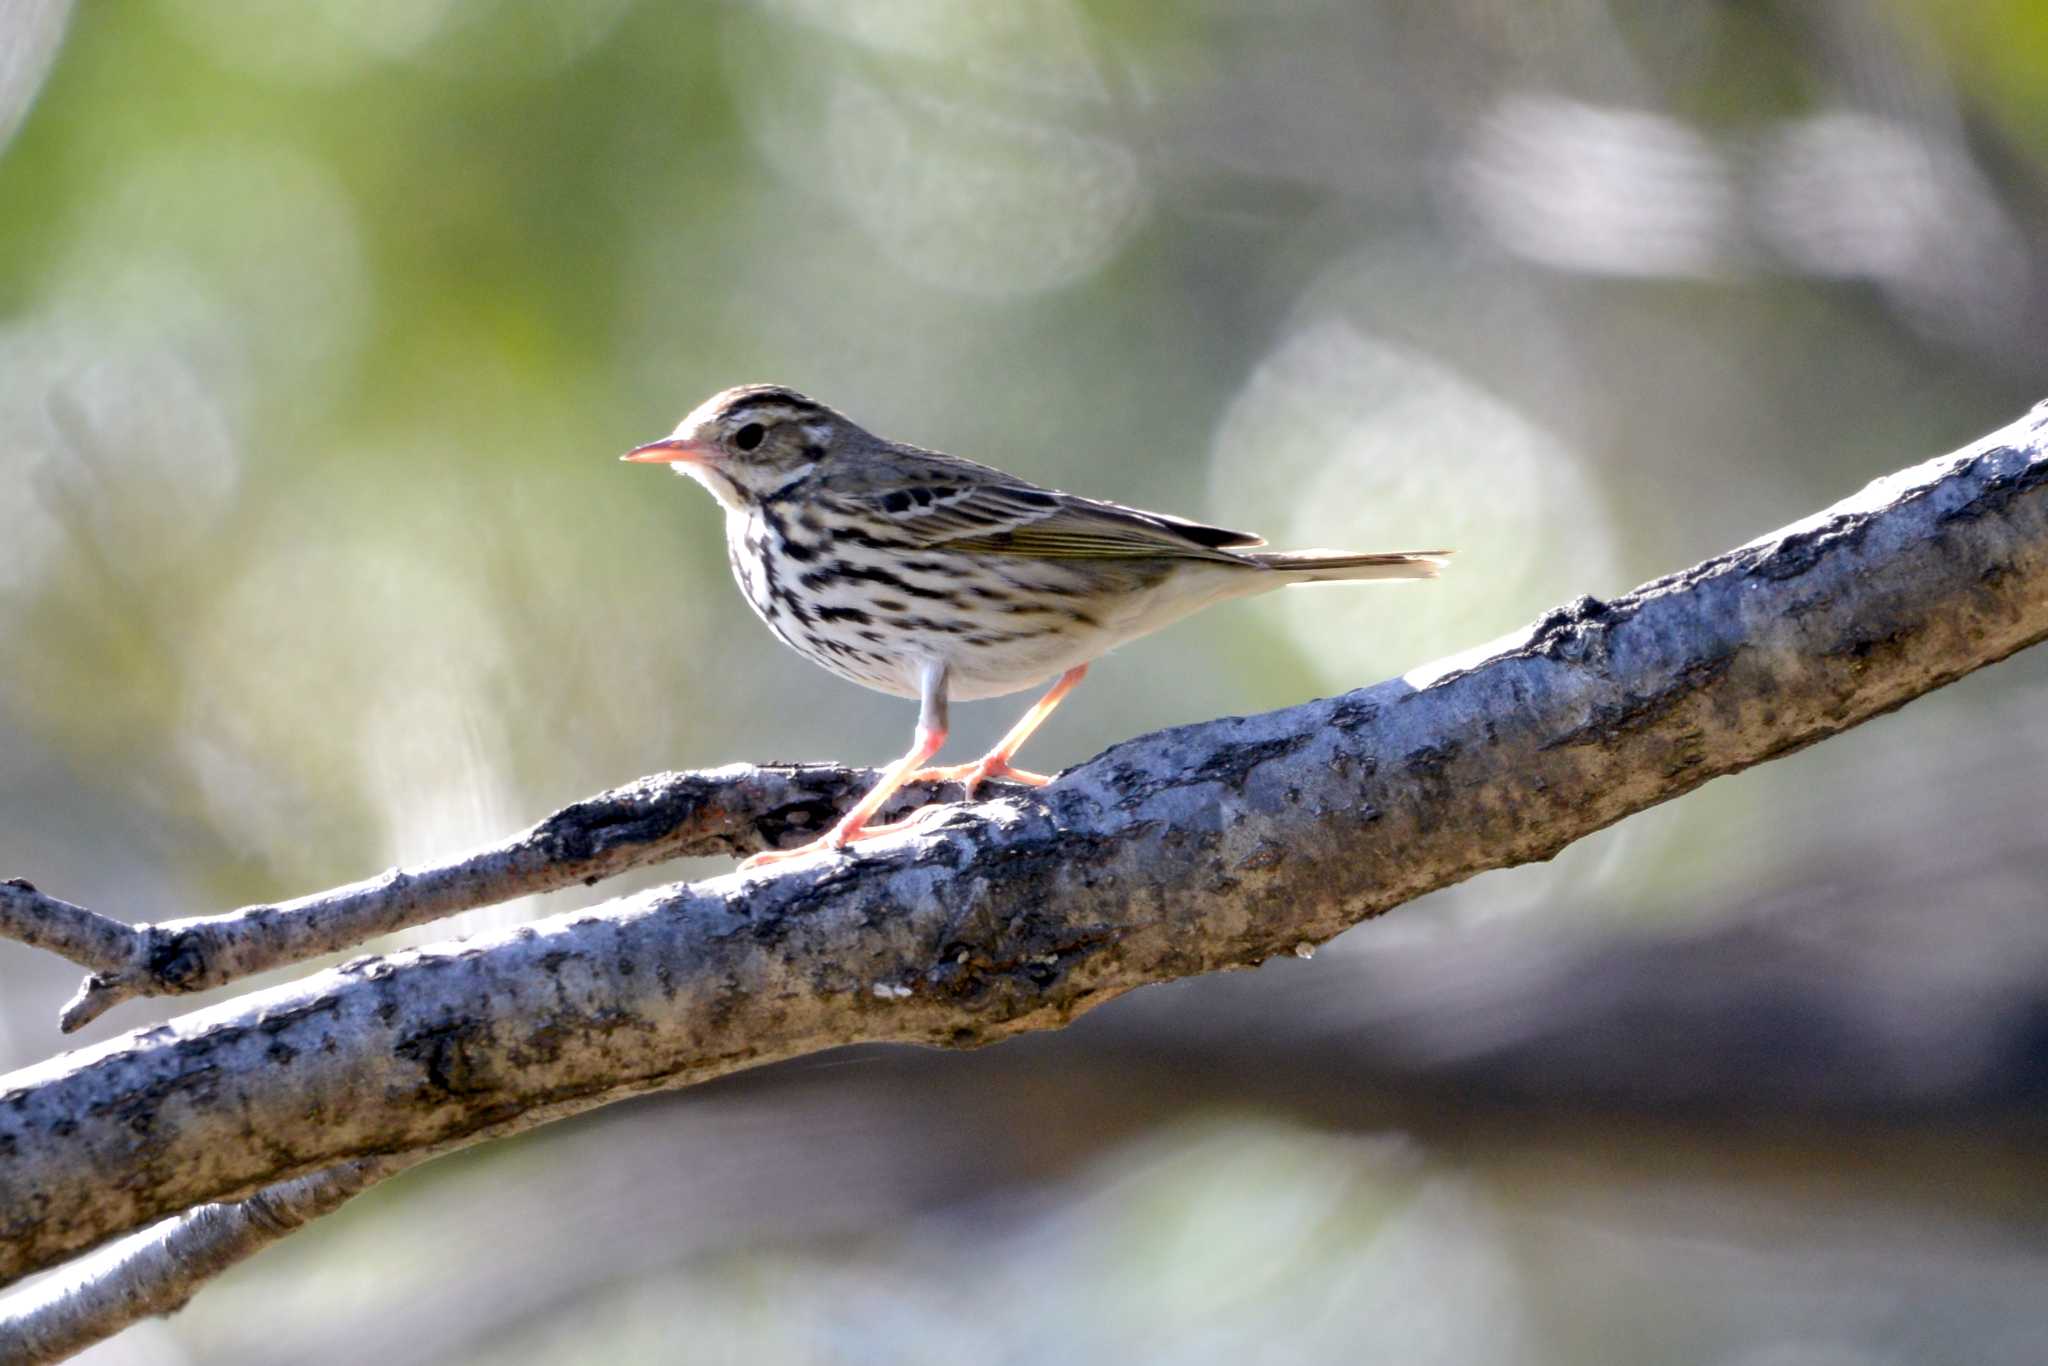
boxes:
[623,384,1449,869]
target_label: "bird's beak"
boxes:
[620,436,713,464]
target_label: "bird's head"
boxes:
[622,384,855,511]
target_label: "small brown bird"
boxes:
[625,385,1448,868]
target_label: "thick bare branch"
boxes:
[32,763,987,1032]
[1,403,2044,1304]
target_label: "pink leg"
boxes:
[912,664,1088,798]
[740,722,948,870]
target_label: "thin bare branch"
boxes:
[30,763,994,1032]
[0,402,2043,1339]
[0,1156,411,1366]
[0,882,134,977]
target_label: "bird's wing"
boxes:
[825,455,1265,560]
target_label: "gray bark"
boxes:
[27,763,962,1032]
[1,402,2044,1346]
[0,1158,402,1366]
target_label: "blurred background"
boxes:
[3,1,2047,1361]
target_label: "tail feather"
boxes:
[1249,549,1452,583]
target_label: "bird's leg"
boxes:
[741,662,951,870]
[911,664,1087,798]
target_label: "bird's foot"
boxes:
[738,838,839,871]
[738,804,952,871]
[907,756,1055,799]
[740,756,1056,871]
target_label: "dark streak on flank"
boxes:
[1000,601,1100,629]
[799,561,959,604]
[963,628,1053,647]
[803,632,865,660]
[888,616,980,635]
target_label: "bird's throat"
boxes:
[678,460,749,513]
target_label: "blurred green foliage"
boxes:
[3,2,2048,1361]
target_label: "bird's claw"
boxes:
[739,760,1058,871]
[738,803,955,872]
[907,758,1054,799]
[738,838,841,871]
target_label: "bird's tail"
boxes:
[1249,549,1453,583]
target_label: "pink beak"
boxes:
[620,436,712,464]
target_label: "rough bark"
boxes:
[27,764,972,1032]
[0,1158,404,1366]
[1,402,2044,1346]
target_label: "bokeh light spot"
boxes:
[55,139,370,416]
[0,303,242,597]
[1758,111,2029,343]
[0,0,70,155]
[822,79,1148,297]
[1211,316,1623,678]
[1457,93,1735,278]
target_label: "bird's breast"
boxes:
[722,508,1226,703]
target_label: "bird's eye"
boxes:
[733,423,765,452]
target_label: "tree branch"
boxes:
[0,1156,409,1366]
[30,763,987,1032]
[1,402,2044,1347]
[0,882,137,982]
